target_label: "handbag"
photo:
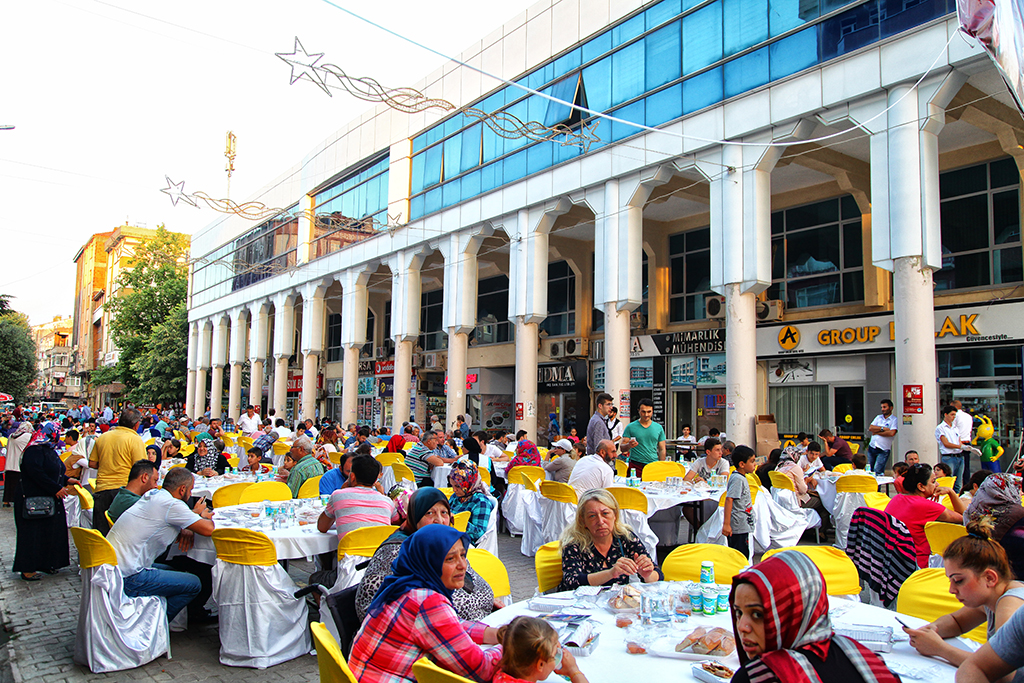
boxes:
[24,496,55,519]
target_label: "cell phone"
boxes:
[894,616,910,629]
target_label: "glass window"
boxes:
[610,100,646,141]
[669,226,713,321]
[724,0,768,54]
[646,83,683,126]
[583,55,613,112]
[724,47,769,98]
[682,66,723,115]
[326,314,342,363]
[683,2,723,75]
[769,385,829,435]
[544,74,580,126]
[475,275,512,345]
[769,28,818,81]
[819,0,879,62]
[645,21,682,90]
[770,0,818,35]
[542,260,577,336]
[419,289,445,351]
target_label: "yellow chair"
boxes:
[478,468,491,486]
[535,541,563,593]
[221,434,236,448]
[937,476,956,489]
[762,546,861,596]
[298,476,323,499]
[898,568,987,643]
[641,461,679,482]
[328,450,343,465]
[833,463,854,474]
[769,470,795,491]
[863,492,891,511]
[607,486,649,514]
[226,455,240,468]
[718,486,758,507]
[88,476,98,489]
[537,447,549,460]
[925,520,968,555]
[212,482,252,509]
[540,480,578,505]
[391,462,415,483]
[746,472,763,491]
[104,510,114,528]
[836,474,878,493]
[237,436,255,451]
[168,462,187,469]
[311,622,359,683]
[412,657,475,683]
[509,465,545,486]
[337,525,398,561]
[71,526,119,568]
[453,510,470,532]
[73,484,94,511]
[377,452,405,466]
[437,487,454,499]
[467,548,511,600]
[402,442,416,451]
[173,429,189,443]
[849,442,860,455]
[615,460,628,477]
[190,431,201,441]
[0,436,7,447]
[143,437,156,447]
[212,527,279,565]
[273,441,291,457]
[238,481,292,504]
[178,444,195,457]
[519,473,539,492]
[663,544,748,583]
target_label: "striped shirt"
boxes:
[325,487,396,539]
[405,443,435,480]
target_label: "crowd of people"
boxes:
[1,396,1023,683]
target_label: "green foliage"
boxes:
[130,300,189,404]
[0,315,37,401]
[102,225,190,404]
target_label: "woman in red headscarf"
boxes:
[730,550,901,683]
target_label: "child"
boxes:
[934,462,953,479]
[959,470,992,503]
[246,447,271,475]
[724,445,756,559]
[850,452,868,472]
[798,442,825,475]
[276,453,295,483]
[893,461,910,493]
[496,616,589,683]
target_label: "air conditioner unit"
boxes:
[417,380,431,393]
[629,312,647,329]
[564,337,588,357]
[756,299,784,322]
[423,353,439,370]
[548,340,566,359]
[706,295,727,319]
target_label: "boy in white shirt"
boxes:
[798,441,825,475]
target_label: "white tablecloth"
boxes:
[814,474,894,514]
[166,501,338,565]
[482,589,968,682]
[630,481,718,517]
[191,472,263,501]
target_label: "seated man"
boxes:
[108,460,160,523]
[319,452,352,495]
[405,430,457,487]
[567,439,616,494]
[106,467,214,622]
[285,436,325,498]
[316,455,396,540]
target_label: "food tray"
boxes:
[834,626,893,653]
[565,633,599,657]
[527,596,575,613]
[602,594,642,614]
[647,636,738,662]
[691,661,736,683]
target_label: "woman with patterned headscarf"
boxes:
[447,461,494,545]
[775,445,833,539]
[730,550,900,683]
[508,439,542,473]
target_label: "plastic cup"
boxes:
[702,587,717,616]
[717,585,730,612]
[688,585,703,612]
[700,560,715,584]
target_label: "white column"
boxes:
[195,323,212,419]
[340,269,371,427]
[185,322,198,418]
[228,309,247,420]
[300,284,326,421]
[440,230,488,428]
[514,320,539,438]
[388,250,427,430]
[248,304,269,412]
[209,317,228,420]
[273,293,296,419]
[845,71,965,461]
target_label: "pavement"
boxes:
[0,492,541,683]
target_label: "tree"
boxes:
[130,300,188,405]
[0,313,37,402]
[102,225,190,404]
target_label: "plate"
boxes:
[647,636,739,663]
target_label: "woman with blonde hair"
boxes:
[557,488,661,591]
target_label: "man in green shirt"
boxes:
[286,436,325,498]
[619,399,667,478]
[108,459,160,524]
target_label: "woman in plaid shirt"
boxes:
[349,524,503,682]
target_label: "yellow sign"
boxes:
[845,414,853,424]
[818,326,882,346]
[778,326,800,350]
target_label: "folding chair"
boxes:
[641,461,679,482]
[309,622,358,683]
[762,546,860,596]
[662,544,748,583]
[453,510,470,532]
[768,470,820,543]
[898,568,987,643]
[833,475,878,549]
[237,481,291,504]
[212,482,252,508]
[298,476,323,499]
[535,541,563,593]
[925,520,967,555]
[467,548,512,606]
[605,486,658,559]
[412,657,476,683]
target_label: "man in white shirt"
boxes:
[952,400,975,492]
[106,467,215,621]
[936,405,968,492]
[607,406,625,445]
[866,399,899,476]
[235,405,261,434]
[568,439,616,494]
[273,418,293,440]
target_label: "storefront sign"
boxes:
[332,379,342,396]
[630,329,726,358]
[767,359,816,384]
[358,360,374,375]
[538,361,588,391]
[375,359,395,375]
[630,358,654,388]
[903,384,924,414]
[287,372,302,392]
[515,402,524,420]
[358,377,376,396]
[757,301,1024,357]
[377,376,394,397]
[619,389,631,418]
[482,396,513,430]
[651,359,667,426]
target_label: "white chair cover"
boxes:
[832,491,868,550]
[519,492,545,557]
[540,498,576,546]
[73,564,169,673]
[620,509,659,559]
[501,483,527,535]
[770,488,821,530]
[475,496,500,556]
[695,492,773,560]
[211,559,311,668]
[65,495,81,528]
[760,491,816,550]
[329,554,369,593]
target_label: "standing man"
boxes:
[586,393,614,455]
[936,405,968,492]
[952,400,975,489]
[866,399,899,476]
[619,399,667,477]
[89,407,146,534]
[455,415,471,440]
[818,429,854,470]
[236,405,261,435]
[80,403,92,421]
[102,403,114,422]
[607,406,625,446]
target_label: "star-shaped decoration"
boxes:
[160,176,197,207]
[276,37,331,96]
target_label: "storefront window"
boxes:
[541,260,576,336]
[419,289,446,351]
[669,227,712,321]
[768,384,829,436]
[475,274,512,344]
[939,346,1023,461]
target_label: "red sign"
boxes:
[515,402,524,421]
[375,359,395,375]
[287,373,302,392]
[903,384,924,414]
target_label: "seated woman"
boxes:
[967,473,1024,580]
[447,461,495,547]
[185,439,230,477]
[774,447,831,536]
[557,489,661,591]
[145,444,162,469]
[756,448,783,489]
[934,462,954,479]
[886,463,965,568]
[349,524,503,682]
[355,487,496,622]
[161,437,181,465]
[960,470,993,503]
[507,440,542,478]
[730,550,899,683]
[904,516,1024,667]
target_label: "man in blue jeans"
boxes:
[866,398,898,475]
[106,466,215,622]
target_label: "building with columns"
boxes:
[187,0,1024,463]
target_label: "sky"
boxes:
[0,0,537,326]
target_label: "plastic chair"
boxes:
[540,480,578,505]
[836,474,878,493]
[768,471,820,543]
[73,484,94,511]
[467,548,511,601]
[168,462,187,469]
[211,528,311,666]
[376,452,405,466]
[221,434,236,448]
[603,486,659,560]
[615,460,628,477]
[762,546,860,596]
[849,442,860,455]
[509,465,545,487]
[402,442,416,451]
[607,486,649,514]
[453,511,470,532]
[412,657,476,683]
[898,568,987,643]
[143,437,156,447]
[391,462,415,483]
[535,541,563,593]
[663,544,748,583]
[833,463,854,474]
[331,525,400,592]
[177,444,195,457]
[328,450,343,465]
[310,622,359,683]
[746,473,763,491]
[478,467,491,486]
[273,441,291,457]
[518,472,539,492]
[173,429,188,443]
[237,481,291,504]
[533,481,578,553]
[641,461,679,482]
[925,520,968,555]
[298,476,323,499]
[437,487,454,499]
[237,436,255,451]
[863,492,891,511]
[226,456,239,468]
[212,482,252,509]
[70,527,169,672]
[937,476,956,489]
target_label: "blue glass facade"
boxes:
[409,0,953,220]
[311,155,390,260]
